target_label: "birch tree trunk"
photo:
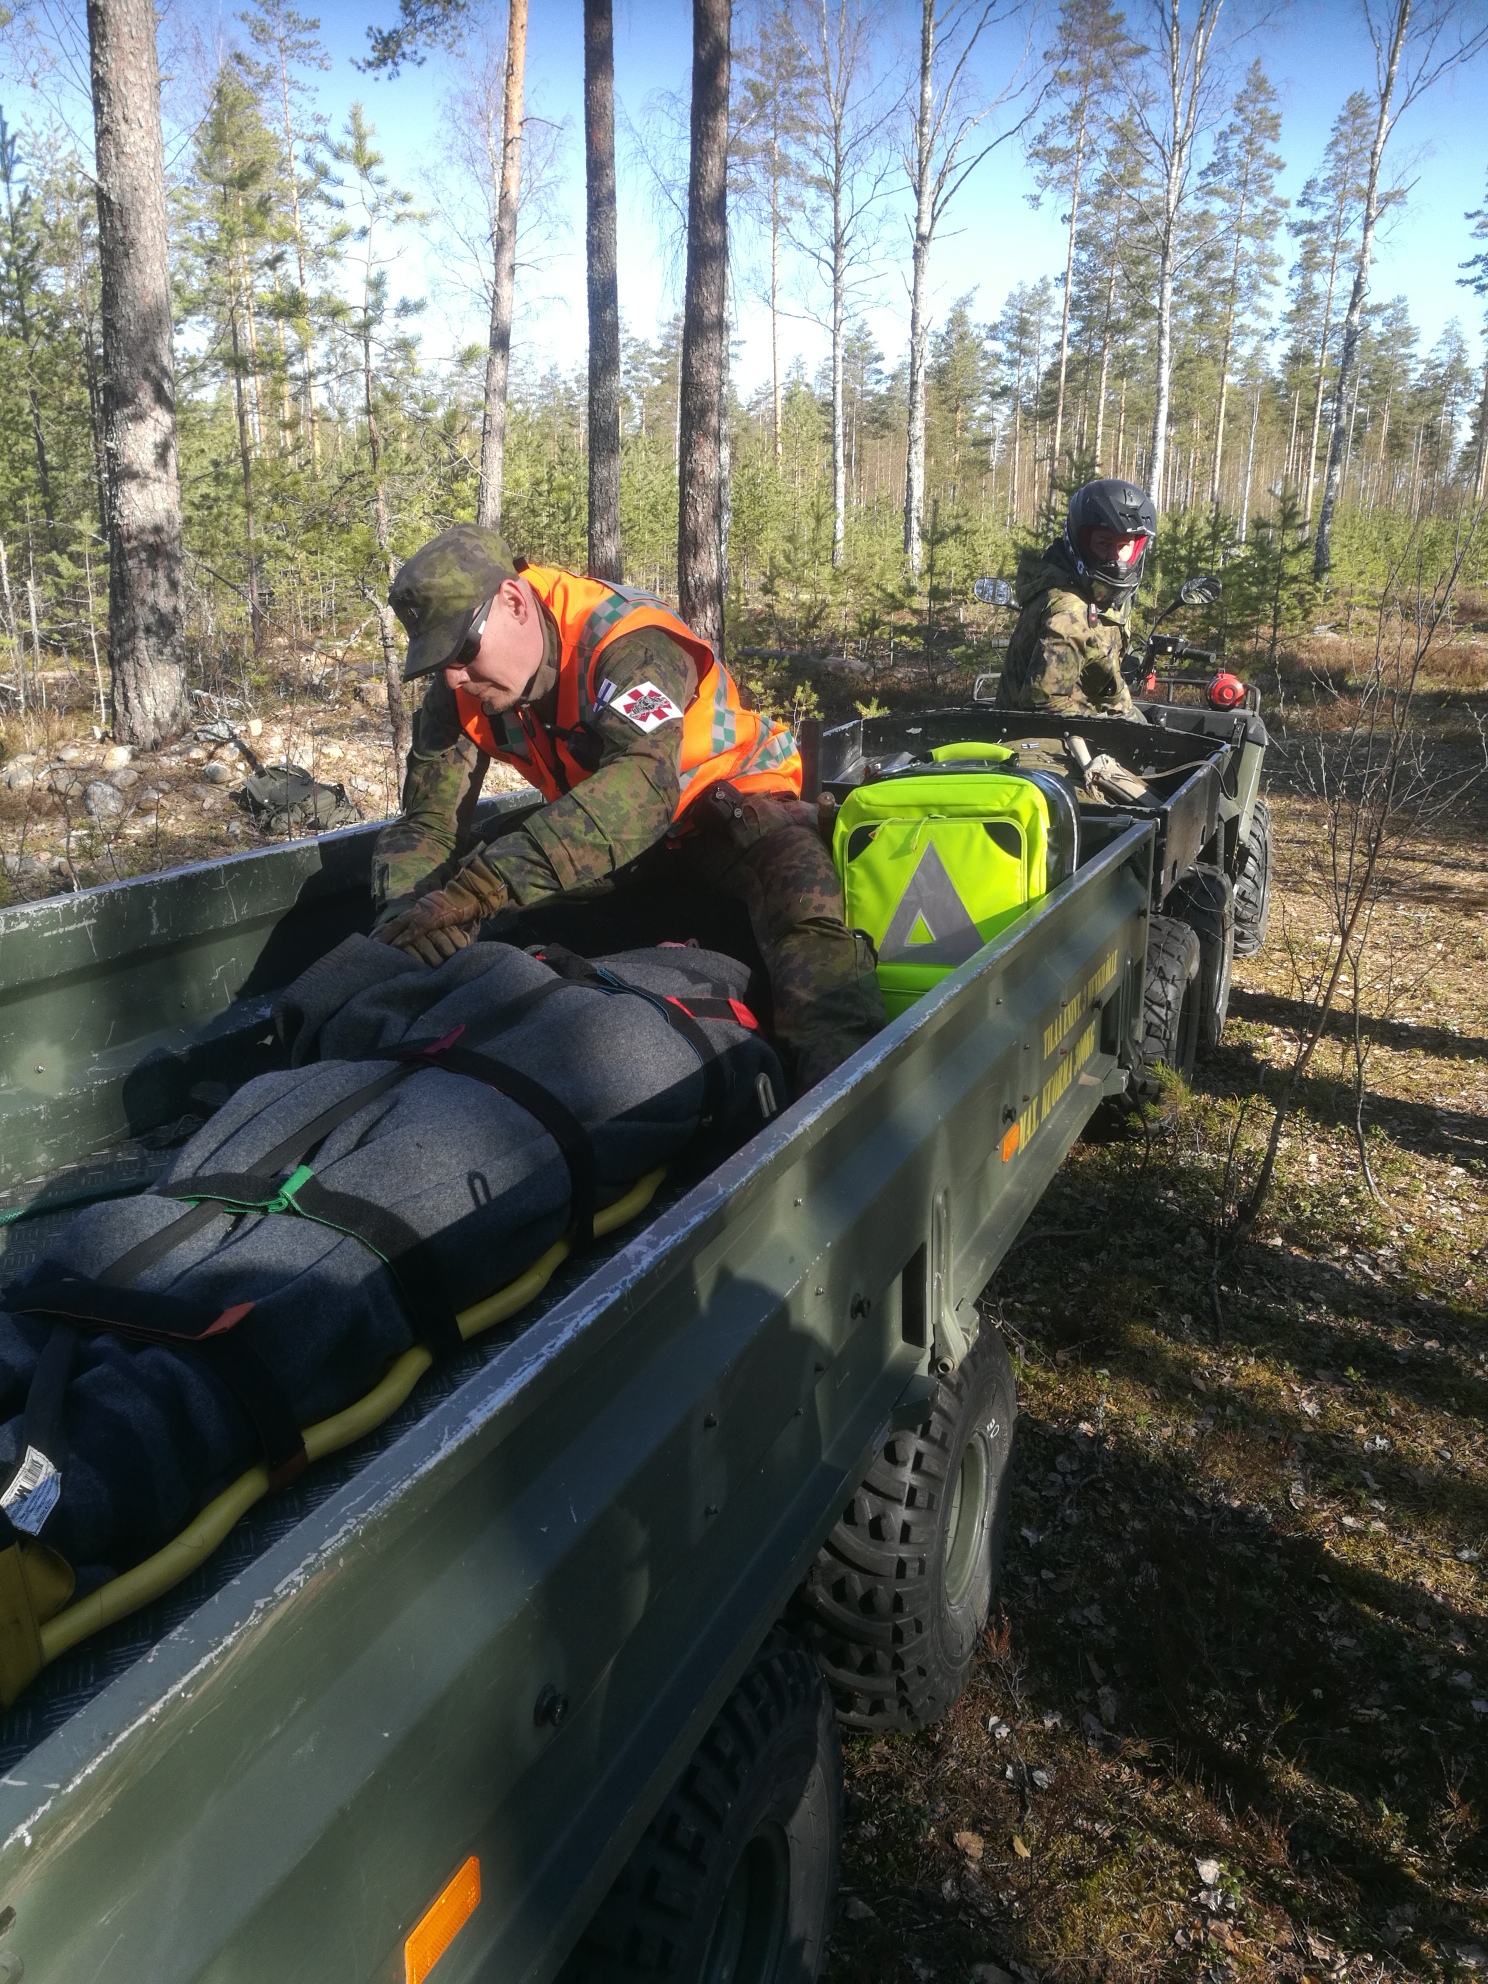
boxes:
[1049,110,1086,497]
[1141,0,1222,514]
[1007,361,1021,525]
[1239,381,1260,540]
[902,0,934,574]
[1302,250,1341,529]
[227,274,263,648]
[1147,201,1177,507]
[770,131,782,464]
[477,0,526,530]
[86,0,188,746]
[585,0,623,581]
[678,0,730,656]
[831,210,846,565]
[1314,0,1410,581]
[1285,387,1300,484]
[1091,193,1125,472]
[1209,178,1249,507]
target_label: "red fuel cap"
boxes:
[1207,671,1246,709]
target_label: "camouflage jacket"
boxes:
[372,609,702,918]
[996,543,1138,720]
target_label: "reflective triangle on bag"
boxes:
[878,841,986,967]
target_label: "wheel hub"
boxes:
[701,1822,790,1984]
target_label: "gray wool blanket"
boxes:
[0,937,783,1589]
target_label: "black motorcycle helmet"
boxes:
[1064,477,1157,600]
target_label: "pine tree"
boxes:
[991,280,1054,526]
[237,0,332,471]
[1197,61,1284,515]
[1458,170,1488,501]
[1069,106,1154,478]
[329,105,421,780]
[678,0,731,650]
[926,297,990,507]
[1287,93,1372,532]
[1027,0,1133,501]
[1314,0,1488,581]
[733,4,806,466]
[86,0,188,744]
[585,0,622,580]
[0,114,57,542]
[184,66,287,646]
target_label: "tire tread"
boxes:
[792,1328,1014,1729]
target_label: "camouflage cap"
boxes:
[390,524,520,680]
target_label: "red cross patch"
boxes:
[615,681,685,732]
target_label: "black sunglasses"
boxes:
[448,596,495,672]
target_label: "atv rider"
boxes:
[997,477,1157,720]
[371,525,884,1094]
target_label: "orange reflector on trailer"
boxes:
[1001,1123,1020,1162]
[405,1856,481,1984]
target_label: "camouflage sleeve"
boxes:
[371,677,490,918]
[478,628,696,907]
[1028,598,1135,718]
[1077,628,1137,719]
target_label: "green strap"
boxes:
[183,1163,318,1219]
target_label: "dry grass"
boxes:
[823,657,1488,1983]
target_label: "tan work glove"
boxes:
[373,853,509,965]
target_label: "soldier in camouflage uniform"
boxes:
[997,477,1158,720]
[373,525,883,1094]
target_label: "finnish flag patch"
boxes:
[614,681,685,732]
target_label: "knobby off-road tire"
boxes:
[792,1324,1017,1731]
[1170,864,1235,1055]
[568,1632,842,1984]
[1135,913,1201,1099]
[1232,795,1272,958]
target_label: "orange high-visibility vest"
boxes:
[454,566,801,814]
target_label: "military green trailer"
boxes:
[0,793,1156,1984]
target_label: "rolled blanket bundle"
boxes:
[0,937,783,1613]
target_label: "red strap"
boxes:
[200,1301,257,1339]
[665,995,759,1032]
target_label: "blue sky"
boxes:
[321,0,1487,391]
[11,0,1486,390]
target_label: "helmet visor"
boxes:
[1085,527,1148,573]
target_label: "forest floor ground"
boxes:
[0,654,532,895]
[0,631,1485,1982]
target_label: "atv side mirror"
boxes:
[973,577,1015,607]
[1180,572,1222,605]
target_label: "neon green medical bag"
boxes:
[834,747,1080,1018]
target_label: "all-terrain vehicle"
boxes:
[807,571,1271,1098]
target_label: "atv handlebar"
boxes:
[1147,636,1219,667]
